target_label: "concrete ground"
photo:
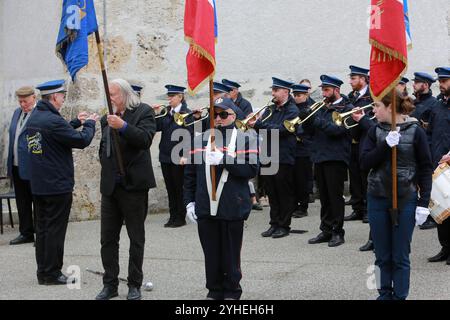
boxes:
[0,201,449,300]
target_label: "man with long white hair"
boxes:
[96,79,157,300]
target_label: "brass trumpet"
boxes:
[332,103,375,129]
[283,99,327,133]
[174,106,209,126]
[235,100,273,132]
[153,105,169,119]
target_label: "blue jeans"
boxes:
[367,192,416,300]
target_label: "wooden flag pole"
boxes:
[390,88,399,226]
[209,78,216,201]
[94,30,125,176]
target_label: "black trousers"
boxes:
[437,218,450,250]
[294,157,313,211]
[12,166,34,237]
[265,164,297,230]
[198,219,244,300]
[34,193,72,280]
[315,161,347,236]
[100,185,148,288]
[161,163,186,223]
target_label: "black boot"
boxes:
[359,240,374,252]
[96,286,119,300]
[419,216,437,230]
[344,211,363,221]
[428,248,450,262]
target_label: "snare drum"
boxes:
[429,163,450,224]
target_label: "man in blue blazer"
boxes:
[7,86,37,245]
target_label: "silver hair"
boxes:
[110,79,141,109]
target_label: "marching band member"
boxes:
[248,77,299,239]
[303,75,353,247]
[184,97,259,300]
[153,85,193,228]
[427,67,450,265]
[361,89,432,300]
[222,79,253,117]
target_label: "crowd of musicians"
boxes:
[5,65,450,300]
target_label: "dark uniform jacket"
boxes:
[234,93,253,118]
[411,91,437,128]
[26,100,96,195]
[303,97,353,165]
[294,98,315,158]
[253,96,299,165]
[156,101,193,164]
[348,87,374,144]
[184,124,259,221]
[99,103,157,196]
[427,95,450,167]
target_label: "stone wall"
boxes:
[1,0,449,220]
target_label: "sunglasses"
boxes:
[214,111,233,119]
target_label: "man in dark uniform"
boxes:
[291,84,314,218]
[345,66,373,223]
[213,82,232,100]
[427,67,450,265]
[222,79,253,117]
[7,86,36,245]
[184,97,259,300]
[248,77,299,239]
[96,79,156,300]
[411,72,438,230]
[26,80,97,285]
[397,77,410,96]
[153,85,192,227]
[303,75,353,247]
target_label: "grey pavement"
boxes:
[0,201,449,300]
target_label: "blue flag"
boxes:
[56,0,98,80]
[403,0,412,49]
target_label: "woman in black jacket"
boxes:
[360,90,433,300]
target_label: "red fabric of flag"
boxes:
[369,0,408,100]
[184,0,216,95]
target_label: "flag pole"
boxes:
[94,30,125,176]
[390,88,398,226]
[209,78,216,201]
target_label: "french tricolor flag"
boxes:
[184,0,218,95]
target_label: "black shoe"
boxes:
[252,203,263,211]
[359,240,374,252]
[272,228,289,239]
[292,209,308,218]
[96,286,119,300]
[38,277,45,285]
[308,232,332,244]
[362,213,369,224]
[164,219,174,228]
[261,226,277,237]
[170,220,187,228]
[308,194,315,204]
[428,248,450,262]
[127,286,142,300]
[419,217,437,230]
[328,234,345,247]
[447,256,450,266]
[344,211,363,221]
[43,274,75,286]
[345,198,357,206]
[9,234,34,245]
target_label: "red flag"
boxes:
[369,0,408,100]
[184,0,217,95]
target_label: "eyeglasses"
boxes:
[214,111,232,119]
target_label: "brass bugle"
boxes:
[283,99,327,133]
[332,103,375,129]
[174,106,209,126]
[153,105,169,119]
[235,100,273,132]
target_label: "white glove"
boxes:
[415,206,430,226]
[205,149,224,165]
[385,130,401,148]
[186,202,197,224]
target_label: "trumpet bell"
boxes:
[283,117,300,133]
[174,112,189,126]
